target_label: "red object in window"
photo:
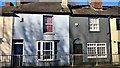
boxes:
[47,18,52,23]
[47,26,53,32]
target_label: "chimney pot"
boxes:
[91,0,102,9]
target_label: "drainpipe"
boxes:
[3,17,5,41]
[108,16,112,64]
[11,13,15,66]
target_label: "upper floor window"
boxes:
[43,16,53,33]
[89,18,100,31]
[37,41,57,61]
[116,19,120,30]
[87,43,107,58]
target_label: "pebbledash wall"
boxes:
[13,14,69,66]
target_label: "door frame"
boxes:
[12,39,24,66]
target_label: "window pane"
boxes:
[37,41,58,60]
[43,51,52,59]
[55,42,57,51]
[43,25,53,32]
[87,43,106,58]
[38,42,40,50]
[116,19,120,30]
[46,42,50,50]
[89,18,99,31]
[97,47,105,56]
[55,42,57,59]
[43,16,53,33]
[14,44,23,54]
[47,17,52,23]
[47,25,53,32]
[43,25,47,32]
[43,42,51,50]
[44,17,47,23]
[87,47,96,56]
[38,51,41,59]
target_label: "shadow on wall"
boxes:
[56,25,69,65]
[12,15,44,66]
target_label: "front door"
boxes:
[73,44,83,65]
[12,40,23,66]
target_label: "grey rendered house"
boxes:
[69,2,112,65]
[12,2,70,66]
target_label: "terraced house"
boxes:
[69,2,110,65]
[12,0,70,66]
[109,7,120,63]
[69,0,120,65]
[0,0,120,67]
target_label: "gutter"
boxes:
[13,11,71,15]
[70,14,120,17]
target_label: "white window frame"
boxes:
[37,41,56,61]
[89,18,100,31]
[14,42,23,45]
[87,43,107,58]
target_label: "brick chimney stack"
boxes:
[91,0,102,9]
[5,2,10,6]
[16,0,21,7]
[61,0,68,8]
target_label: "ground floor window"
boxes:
[87,43,107,58]
[37,41,57,61]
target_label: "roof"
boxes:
[97,7,120,16]
[72,8,99,15]
[2,6,16,13]
[69,5,120,17]
[1,3,120,17]
[0,6,16,16]
[14,2,70,14]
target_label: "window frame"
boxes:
[116,19,120,30]
[89,18,100,32]
[43,15,54,34]
[37,41,57,61]
[87,43,107,58]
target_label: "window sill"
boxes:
[43,32,55,35]
[89,31,101,33]
[38,59,59,62]
[88,56,107,58]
